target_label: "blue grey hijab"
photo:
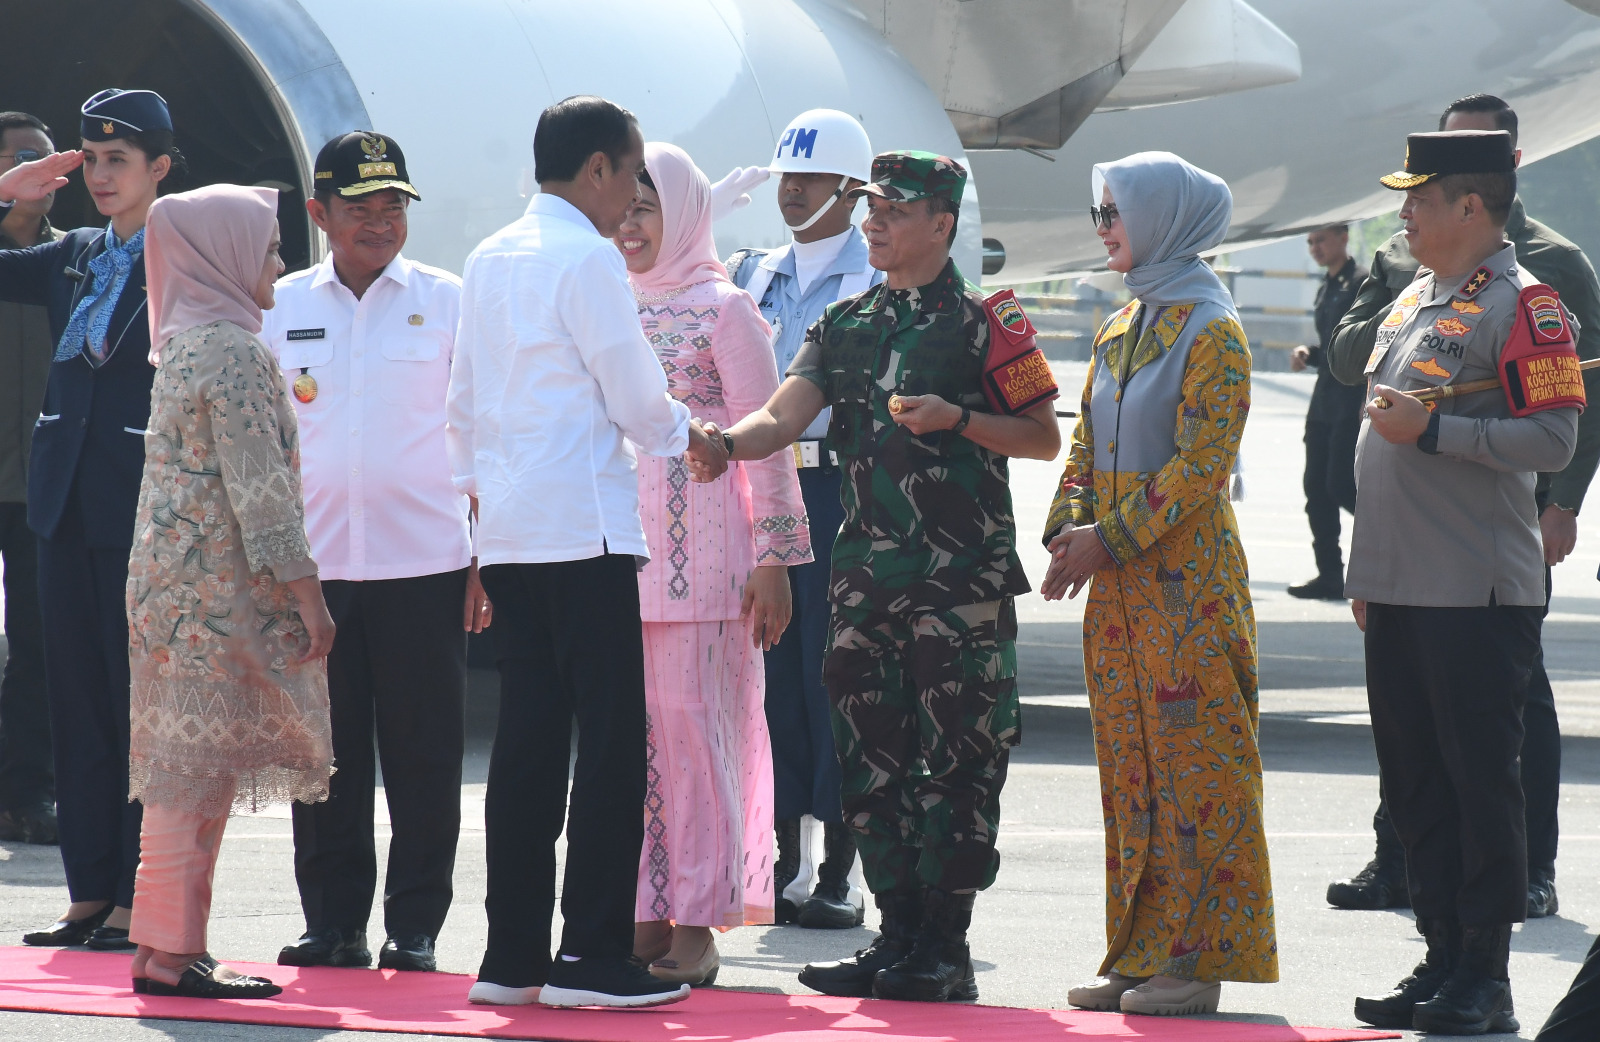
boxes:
[1093,151,1235,311]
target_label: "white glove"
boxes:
[709,166,771,221]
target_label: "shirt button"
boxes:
[353,389,362,396]
[351,467,359,475]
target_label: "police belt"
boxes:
[791,439,838,469]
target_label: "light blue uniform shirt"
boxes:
[731,227,881,441]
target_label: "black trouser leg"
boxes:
[292,580,378,933]
[1373,790,1405,865]
[0,502,51,810]
[1302,421,1344,581]
[1522,567,1560,881]
[1365,602,1538,925]
[36,512,141,907]
[368,569,468,939]
[765,466,845,822]
[477,556,647,985]
[1537,933,1600,1041]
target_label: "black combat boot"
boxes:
[1354,916,1459,1028]
[1412,923,1519,1035]
[774,819,802,924]
[872,888,978,1002]
[799,821,866,929]
[798,890,920,997]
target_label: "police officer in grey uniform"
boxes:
[1349,130,1581,1036]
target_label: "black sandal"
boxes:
[140,955,283,999]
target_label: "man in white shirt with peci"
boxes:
[447,95,726,1010]
[261,132,490,977]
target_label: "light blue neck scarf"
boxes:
[55,224,146,363]
[1093,151,1235,312]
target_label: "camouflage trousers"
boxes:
[823,598,1019,894]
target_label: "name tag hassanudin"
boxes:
[286,328,326,341]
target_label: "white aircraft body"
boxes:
[6,0,1599,284]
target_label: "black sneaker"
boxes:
[1288,575,1345,600]
[1527,876,1559,919]
[539,955,690,1008]
[1327,856,1409,910]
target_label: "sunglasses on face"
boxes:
[1089,205,1120,231]
[0,149,49,165]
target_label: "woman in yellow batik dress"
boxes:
[1041,151,1276,1017]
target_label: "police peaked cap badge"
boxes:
[80,88,172,142]
[849,150,967,204]
[314,131,421,201]
[1379,130,1516,190]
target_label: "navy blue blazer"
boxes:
[0,226,154,546]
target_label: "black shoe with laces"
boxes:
[1411,924,1519,1035]
[277,926,372,967]
[379,934,437,971]
[774,819,802,924]
[0,803,58,845]
[799,890,920,997]
[1327,855,1409,910]
[799,821,865,929]
[538,955,689,1008]
[1527,875,1559,919]
[1288,575,1345,600]
[1354,916,1458,1028]
[872,889,978,1002]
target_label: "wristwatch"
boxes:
[950,407,972,436]
[1416,411,1441,455]
[721,430,735,457]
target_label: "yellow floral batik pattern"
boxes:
[1046,303,1277,984]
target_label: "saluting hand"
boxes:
[888,394,960,436]
[0,150,83,204]
[1365,384,1431,444]
[684,419,729,482]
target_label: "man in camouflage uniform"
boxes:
[697,151,1062,1002]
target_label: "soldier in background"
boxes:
[700,151,1061,1003]
[1326,93,1600,921]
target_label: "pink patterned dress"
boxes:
[634,280,812,929]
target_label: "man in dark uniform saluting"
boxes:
[699,151,1061,1003]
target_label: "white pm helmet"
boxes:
[769,109,873,231]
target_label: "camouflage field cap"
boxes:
[848,150,967,204]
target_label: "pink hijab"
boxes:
[145,184,278,362]
[629,141,729,296]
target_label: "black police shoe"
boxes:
[1327,855,1409,910]
[22,904,112,947]
[538,955,689,1008]
[872,888,978,1002]
[1288,575,1345,600]
[379,934,437,972]
[799,821,865,929]
[774,819,801,924]
[1354,917,1459,1029]
[1527,875,1559,919]
[85,925,136,950]
[1411,924,1519,1035]
[277,926,372,967]
[798,889,920,997]
[0,803,58,845]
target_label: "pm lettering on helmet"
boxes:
[777,127,819,160]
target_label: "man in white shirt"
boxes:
[447,95,725,1009]
[261,133,488,975]
[723,109,878,931]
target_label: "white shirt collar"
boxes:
[526,192,601,237]
[309,252,412,292]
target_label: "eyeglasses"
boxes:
[0,150,49,164]
[1089,205,1120,231]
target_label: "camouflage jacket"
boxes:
[788,259,1031,612]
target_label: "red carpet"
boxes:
[0,948,1398,1041]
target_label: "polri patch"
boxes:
[286,328,326,341]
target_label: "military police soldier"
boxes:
[1348,130,1582,1036]
[1326,95,1600,921]
[700,151,1061,1003]
[724,109,881,930]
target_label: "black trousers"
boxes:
[477,555,648,987]
[1537,932,1600,1040]
[1302,419,1357,580]
[36,501,142,906]
[764,466,845,822]
[1365,601,1541,925]
[0,502,51,810]
[290,569,468,940]
[1370,569,1562,881]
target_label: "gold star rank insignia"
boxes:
[1460,267,1493,298]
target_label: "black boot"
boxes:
[1413,924,1519,1035]
[799,822,866,929]
[774,819,801,924]
[798,890,920,997]
[1327,853,1409,910]
[872,888,978,1002]
[1354,916,1459,1028]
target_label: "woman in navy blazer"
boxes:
[0,88,185,949]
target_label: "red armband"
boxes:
[1500,284,1586,416]
[981,289,1059,415]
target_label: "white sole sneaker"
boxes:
[539,982,691,1008]
[468,980,541,1005]
[1067,974,1148,1011]
[1119,978,1221,1015]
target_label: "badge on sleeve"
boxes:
[1500,283,1586,416]
[980,289,1058,415]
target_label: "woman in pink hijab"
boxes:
[125,184,335,999]
[615,142,811,985]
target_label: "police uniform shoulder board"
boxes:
[980,288,1058,415]
[1500,283,1586,416]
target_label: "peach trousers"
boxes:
[128,785,234,954]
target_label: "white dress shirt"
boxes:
[447,193,690,566]
[260,253,473,582]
